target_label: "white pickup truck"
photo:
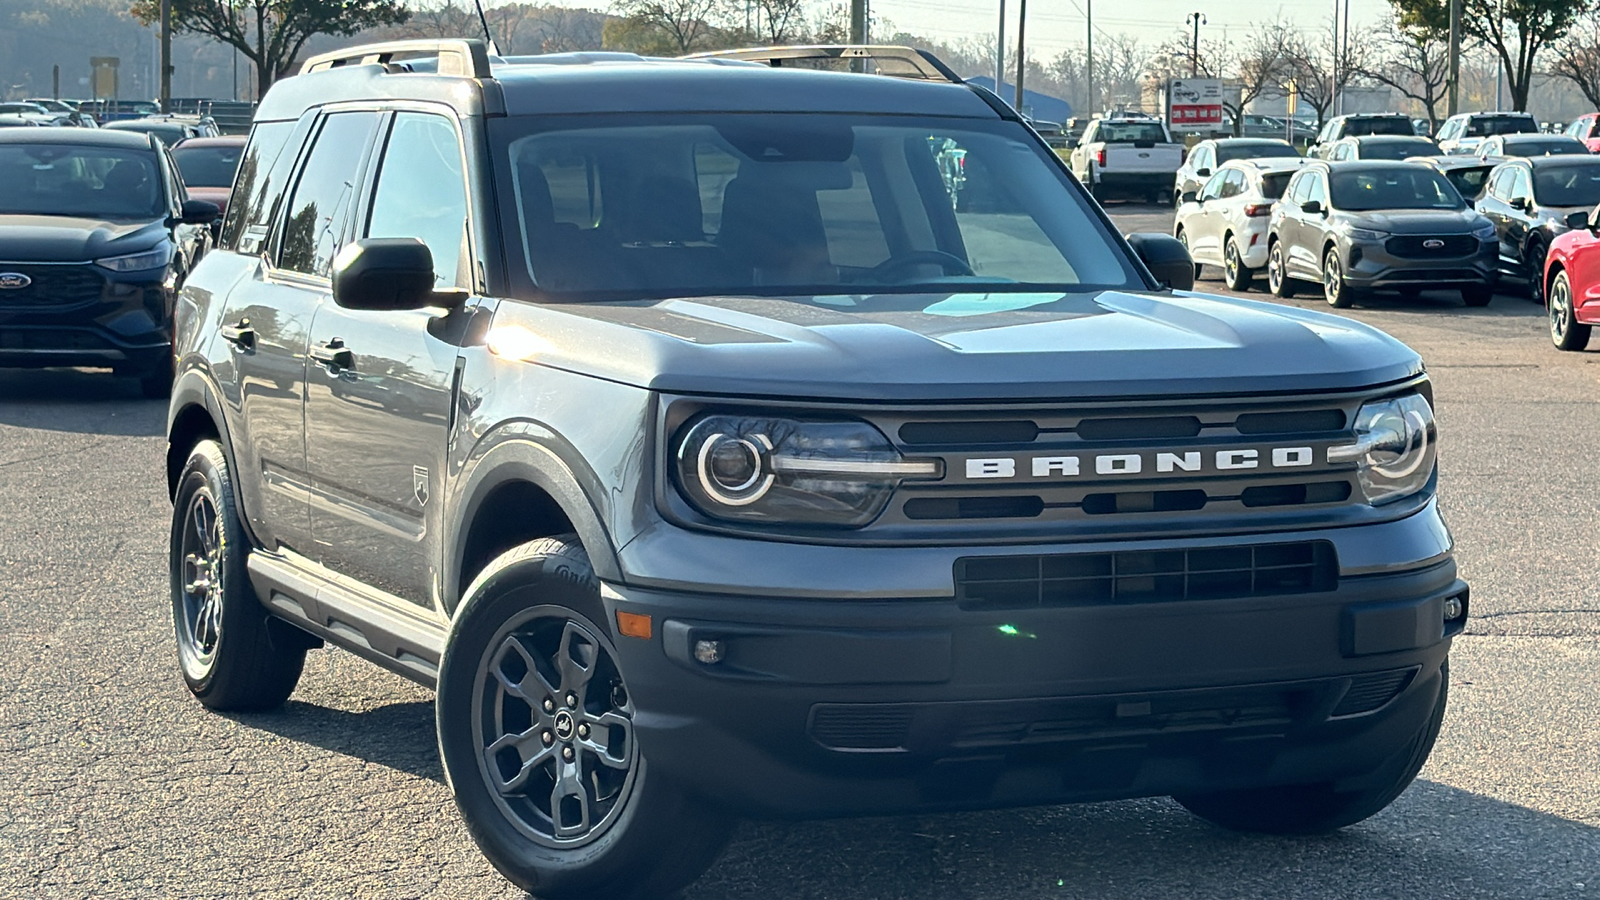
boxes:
[1069,117,1186,204]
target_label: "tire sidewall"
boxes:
[169,441,248,695]
[437,541,721,898]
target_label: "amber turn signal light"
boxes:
[616,610,653,640]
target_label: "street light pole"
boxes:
[1187,12,1206,78]
[1086,0,1095,115]
[995,0,1005,100]
[158,0,171,112]
[1447,0,1461,116]
[1015,0,1028,112]
[1493,0,1504,109]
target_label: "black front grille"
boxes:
[809,705,915,751]
[0,264,105,308]
[955,541,1337,610]
[1333,667,1417,716]
[1385,235,1478,258]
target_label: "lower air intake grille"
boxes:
[808,705,914,751]
[1332,667,1417,716]
[955,541,1337,610]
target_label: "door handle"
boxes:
[220,320,256,351]
[310,338,354,371]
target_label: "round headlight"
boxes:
[697,432,774,505]
[1329,393,1436,505]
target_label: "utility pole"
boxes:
[1086,0,1095,115]
[995,0,1006,100]
[849,0,866,71]
[1187,12,1206,78]
[1447,0,1461,116]
[159,0,171,112]
[1015,0,1028,112]
[1338,0,1350,116]
[1492,0,1504,109]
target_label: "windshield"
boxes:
[1444,166,1493,200]
[1345,118,1415,137]
[1329,167,1465,211]
[1468,116,1538,137]
[0,143,164,218]
[1361,138,1440,160]
[1533,164,1600,207]
[172,144,242,188]
[1506,138,1588,156]
[1098,122,1167,143]
[492,114,1144,299]
[1217,142,1296,163]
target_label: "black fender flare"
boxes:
[445,431,623,617]
[166,366,264,549]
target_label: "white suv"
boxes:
[1435,112,1539,156]
[1174,157,1307,291]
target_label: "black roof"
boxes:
[1406,154,1494,169]
[1514,154,1600,168]
[1348,135,1435,143]
[258,48,1001,122]
[0,128,154,149]
[1209,137,1293,145]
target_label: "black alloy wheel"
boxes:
[438,536,731,900]
[1549,270,1592,350]
[1527,239,1549,306]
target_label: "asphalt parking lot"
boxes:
[2,202,1596,898]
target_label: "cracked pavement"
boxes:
[1,209,1596,898]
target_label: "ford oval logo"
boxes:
[1423,239,1445,249]
[0,272,31,290]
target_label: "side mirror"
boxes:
[1301,199,1325,215]
[1589,203,1600,233]
[1510,196,1531,212]
[1196,167,1211,177]
[1180,190,1198,204]
[1126,232,1195,292]
[177,199,220,226]
[1565,210,1589,230]
[331,238,453,311]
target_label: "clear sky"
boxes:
[861,0,1395,60]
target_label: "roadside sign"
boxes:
[1167,78,1224,129]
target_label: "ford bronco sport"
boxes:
[164,39,1468,899]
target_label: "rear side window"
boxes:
[1346,118,1415,137]
[1098,122,1167,143]
[220,120,297,252]
[279,112,381,277]
[1259,172,1292,199]
[1468,116,1538,137]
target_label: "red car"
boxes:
[1542,206,1600,349]
[169,135,244,234]
[1563,113,1600,153]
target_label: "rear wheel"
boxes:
[1176,659,1449,835]
[1268,241,1296,298]
[1323,248,1354,308]
[438,537,732,900]
[1526,239,1549,305]
[170,440,305,710]
[1223,238,1254,291]
[1549,270,1591,350]
[1176,229,1202,280]
[1461,284,1493,308]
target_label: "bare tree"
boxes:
[1352,17,1449,130]
[528,6,606,53]
[1284,23,1358,128]
[1550,8,1600,108]
[609,0,727,54]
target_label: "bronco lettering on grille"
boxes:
[957,445,1325,482]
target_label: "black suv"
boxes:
[0,128,217,396]
[165,40,1467,899]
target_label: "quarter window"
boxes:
[279,111,381,278]
[367,112,470,288]
[220,119,298,252]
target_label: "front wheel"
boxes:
[1461,284,1493,308]
[1323,248,1354,308]
[1549,270,1592,350]
[1526,240,1549,305]
[1176,659,1449,834]
[438,537,732,900]
[1176,229,1202,280]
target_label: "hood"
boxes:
[1339,208,1483,234]
[489,290,1423,402]
[0,215,167,263]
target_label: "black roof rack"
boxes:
[683,45,962,84]
[300,39,493,78]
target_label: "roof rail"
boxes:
[300,39,493,78]
[683,45,962,84]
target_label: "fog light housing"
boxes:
[1443,595,1465,622]
[693,639,725,665]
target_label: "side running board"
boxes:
[247,550,447,687]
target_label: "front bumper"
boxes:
[0,262,172,371]
[1340,236,1498,290]
[605,552,1465,818]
